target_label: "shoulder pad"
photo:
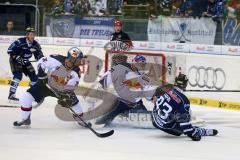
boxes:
[50,54,66,65]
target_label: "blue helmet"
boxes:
[65,47,84,69]
[67,47,83,61]
[134,55,146,63]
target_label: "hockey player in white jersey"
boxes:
[95,54,153,126]
[13,47,85,127]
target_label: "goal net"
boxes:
[105,50,167,86]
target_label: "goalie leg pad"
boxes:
[95,100,130,125]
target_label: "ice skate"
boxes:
[13,115,31,128]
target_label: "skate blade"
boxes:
[8,99,20,104]
[13,125,31,129]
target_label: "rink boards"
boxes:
[0,37,240,111]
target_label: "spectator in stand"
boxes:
[171,0,183,16]
[89,0,107,16]
[157,0,173,16]
[203,0,224,21]
[0,20,20,36]
[109,0,123,14]
[179,0,192,17]
[51,0,64,15]
[64,0,75,14]
[74,0,91,16]
[226,0,240,18]
[190,0,208,18]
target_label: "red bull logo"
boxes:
[122,79,143,89]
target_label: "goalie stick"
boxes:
[45,84,114,138]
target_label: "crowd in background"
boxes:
[49,0,239,21]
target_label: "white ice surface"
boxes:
[0,86,240,160]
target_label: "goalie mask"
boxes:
[65,47,83,70]
[111,54,128,67]
[175,73,188,90]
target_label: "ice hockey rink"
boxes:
[0,86,240,160]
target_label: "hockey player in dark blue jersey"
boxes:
[151,74,218,141]
[7,27,44,101]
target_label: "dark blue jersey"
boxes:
[7,37,43,60]
[110,31,133,47]
[152,86,195,136]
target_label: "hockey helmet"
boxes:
[134,55,146,63]
[26,27,35,34]
[111,54,128,67]
[175,73,188,90]
[114,19,123,27]
[65,47,83,69]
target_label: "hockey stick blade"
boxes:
[70,107,114,138]
[45,84,114,138]
[90,127,114,138]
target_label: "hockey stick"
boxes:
[185,89,240,92]
[68,107,114,138]
[29,60,37,62]
[45,84,114,138]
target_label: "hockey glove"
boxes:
[15,56,27,65]
[58,91,74,108]
[37,66,48,84]
[58,98,72,108]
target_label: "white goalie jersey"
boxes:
[37,56,80,92]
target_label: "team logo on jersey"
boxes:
[50,17,75,37]
[117,35,122,39]
[50,74,72,86]
[30,48,36,52]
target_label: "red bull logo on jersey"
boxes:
[51,74,72,86]
[122,79,143,90]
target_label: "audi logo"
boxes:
[188,66,226,90]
